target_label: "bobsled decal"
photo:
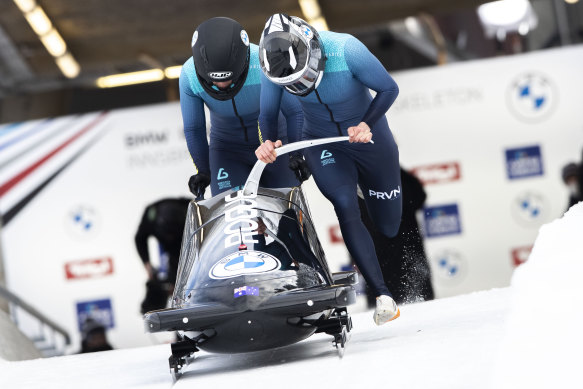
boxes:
[209,250,281,279]
[223,190,260,248]
[234,286,259,298]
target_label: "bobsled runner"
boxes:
[143,137,358,379]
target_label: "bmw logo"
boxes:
[209,251,281,279]
[225,255,264,270]
[301,25,313,40]
[431,249,466,285]
[240,30,249,47]
[506,73,557,122]
[65,205,101,239]
[511,191,548,227]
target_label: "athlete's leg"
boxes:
[260,154,300,188]
[208,143,253,196]
[355,129,402,238]
[260,121,300,188]
[304,145,390,297]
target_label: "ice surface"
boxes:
[491,203,583,389]
[0,203,581,389]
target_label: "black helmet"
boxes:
[259,14,326,97]
[191,17,250,101]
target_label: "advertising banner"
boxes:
[1,46,581,351]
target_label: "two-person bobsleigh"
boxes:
[143,137,358,379]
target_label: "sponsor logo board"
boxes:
[423,204,462,238]
[65,257,114,280]
[411,162,461,185]
[76,298,114,331]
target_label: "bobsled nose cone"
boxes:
[238,317,264,340]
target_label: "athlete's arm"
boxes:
[279,91,304,143]
[259,73,285,142]
[179,70,210,175]
[135,204,159,279]
[345,36,399,129]
[135,204,155,263]
[257,73,285,163]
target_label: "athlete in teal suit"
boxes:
[256,14,402,325]
[180,17,304,197]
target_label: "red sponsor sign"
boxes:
[65,257,114,280]
[410,162,461,185]
[328,225,344,243]
[511,246,533,267]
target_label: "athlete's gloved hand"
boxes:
[188,173,210,199]
[289,154,311,183]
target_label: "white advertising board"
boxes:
[0,103,194,351]
[0,45,582,351]
[388,45,582,297]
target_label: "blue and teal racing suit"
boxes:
[179,44,303,196]
[259,31,401,297]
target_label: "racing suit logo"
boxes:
[320,150,335,166]
[217,168,229,180]
[368,186,401,200]
[217,168,231,190]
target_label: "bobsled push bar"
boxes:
[243,136,349,197]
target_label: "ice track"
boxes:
[1,288,511,389]
[2,203,582,389]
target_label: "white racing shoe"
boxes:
[373,295,400,325]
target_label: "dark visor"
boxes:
[262,32,308,79]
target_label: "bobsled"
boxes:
[143,137,358,378]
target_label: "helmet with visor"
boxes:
[259,14,326,96]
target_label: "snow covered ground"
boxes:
[0,203,581,389]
